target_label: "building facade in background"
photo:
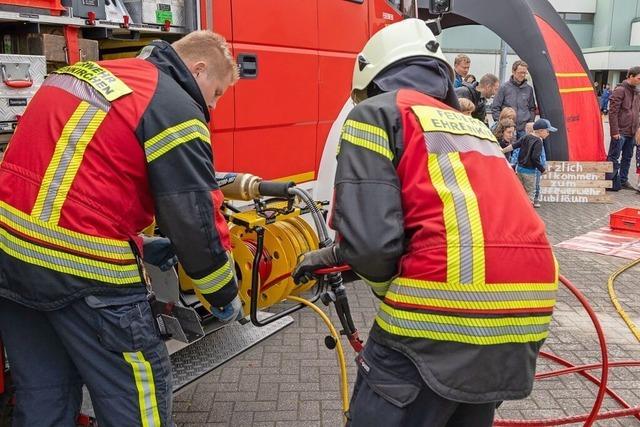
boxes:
[440,0,640,86]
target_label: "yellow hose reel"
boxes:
[177,175,323,315]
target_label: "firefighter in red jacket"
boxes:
[293,19,558,426]
[0,31,241,426]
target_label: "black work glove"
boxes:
[292,246,341,285]
[142,236,178,272]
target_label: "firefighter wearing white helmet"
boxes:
[293,18,557,427]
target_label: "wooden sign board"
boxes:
[539,161,613,204]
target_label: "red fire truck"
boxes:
[0,0,417,419]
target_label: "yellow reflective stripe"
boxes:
[379,302,552,327]
[428,153,485,285]
[144,119,210,163]
[124,352,161,427]
[384,288,556,310]
[340,119,393,160]
[449,153,485,286]
[428,153,461,283]
[394,277,558,293]
[559,87,594,94]
[32,102,90,219]
[356,273,391,296]
[344,119,388,141]
[0,228,140,284]
[0,201,134,260]
[191,256,234,294]
[375,312,549,345]
[33,102,107,224]
[53,61,133,102]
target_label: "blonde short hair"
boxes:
[458,98,475,115]
[498,107,516,121]
[173,31,239,83]
[454,54,471,66]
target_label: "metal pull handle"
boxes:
[1,64,33,88]
[237,54,258,79]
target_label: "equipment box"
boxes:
[610,207,640,233]
[26,34,99,64]
[122,0,184,27]
[68,0,107,20]
[0,54,46,133]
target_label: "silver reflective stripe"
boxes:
[377,309,550,337]
[388,283,557,303]
[38,105,104,222]
[43,74,111,111]
[342,120,390,154]
[193,257,234,294]
[0,204,132,256]
[123,352,160,427]
[436,154,474,284]
[343,125,388,149]
[144,123,209,159]
[425,132,504,158]
[0,230,140,282]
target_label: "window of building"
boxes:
[559,13,594,24]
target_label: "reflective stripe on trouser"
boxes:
[0,295,173,427]
[124,352,162,427]
[377,276,558,345]
[31,101,107,224]
[0,201,140,285]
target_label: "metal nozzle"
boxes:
[216,172,262,201]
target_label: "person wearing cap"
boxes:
[503,118,557,207]
[291,19,558,427]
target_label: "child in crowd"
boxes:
[503,119,556,208]
[492,118,516,162]
[527,121,547,206]
[459,98,476,116]
[491,107,516,132]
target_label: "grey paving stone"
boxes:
[174,190,640,426]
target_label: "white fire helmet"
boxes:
[352,18,454,102]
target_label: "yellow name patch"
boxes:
[53,61,132,102]
[411,105,497,142]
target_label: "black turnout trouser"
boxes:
[347,339,497,427]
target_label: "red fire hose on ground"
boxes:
[311,267,640,426]
[494,274,640,426]
[1,267,640,425]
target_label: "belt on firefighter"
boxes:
[0,201,140,285]
[376,277,557,345]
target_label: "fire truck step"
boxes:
[170,314,293,392]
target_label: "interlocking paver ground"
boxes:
[174,189,640,426]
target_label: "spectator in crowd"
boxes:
[459,98,476,116]
[600,83,611,115]
[526,121,547,206]
[606,66,640,191]
[491,106,516,132]
[503,118,556,208]
[636,128,640,192]
[454,54,471,88]
[491,60,536,139]
[456,73,500,124]
[493,118,516,161]
[464,74,477,84]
